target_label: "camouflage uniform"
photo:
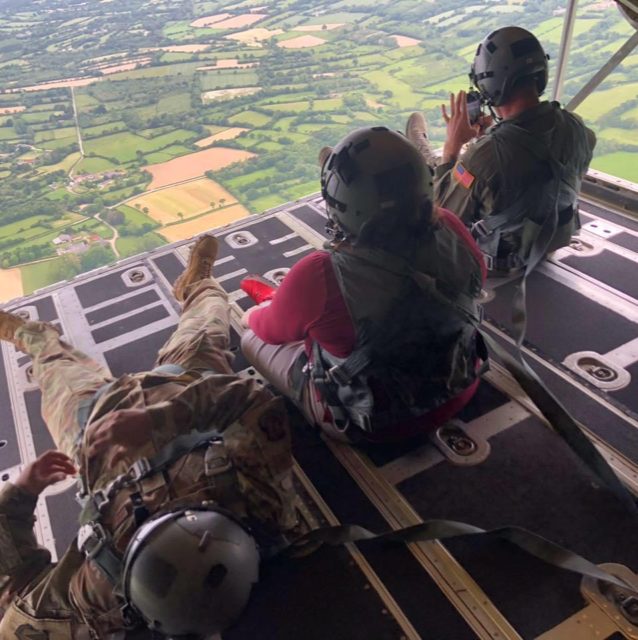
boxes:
[435,101,596,266]
[0,276,299,639]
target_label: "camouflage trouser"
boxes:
[14,277,232,461]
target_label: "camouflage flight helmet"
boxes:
[122,507,260,639]
[470,26,549,107]
[320,126,434,241]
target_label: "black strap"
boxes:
[279,519,637,594]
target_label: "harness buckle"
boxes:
[93,490,110,514]
[482,253,494,271]
[327,364,351,386]
[77,522,108,558]
[129,457,152,481]
[471,220,490,238]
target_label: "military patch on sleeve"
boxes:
[453,162,475,189]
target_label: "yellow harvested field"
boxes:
[392,35,421,48]
[160,205,251,242]
[0,106,25,115]
[5,76,100,93]
[191,13,232,28]
[278,35,326,49]
[128,178,238,224]
[100,58,152,74]
[295,23,344,31]
[0,268,24,303]
[144,147,256,189]
[226,28,283,44]
[197,59,256,70]
[195,127,248,147]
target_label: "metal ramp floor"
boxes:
[2,193,638,639]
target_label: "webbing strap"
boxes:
[324,347,372,386]
[280,519,636,594]
[140,428,222,479]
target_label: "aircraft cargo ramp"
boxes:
[2,175,638,640]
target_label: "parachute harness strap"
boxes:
[77,428,225,586]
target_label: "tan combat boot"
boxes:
[0,310,25,344]
[173,234,219,302]
[406,112,438,167]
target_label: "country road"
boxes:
[69,86,84,177]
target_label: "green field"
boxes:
[76,156,119,173]
[591,152,638,182]
[575,82,638,122]
[83,129,196,164]
[228,110,272,127]
[117,204,157,226]
[21,258,65,294]
[116,232,165,258]
[38,152,82,175]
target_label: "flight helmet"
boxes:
[470,26,549,106]
[122,507,260,639]
[320,126,434,242]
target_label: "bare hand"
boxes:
[87,408,154,463]
[14,450,76,496]
[441,91,481,163]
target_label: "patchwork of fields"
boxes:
[0,0,636,299]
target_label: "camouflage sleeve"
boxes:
[0,483,51,578]
[146,374,263,451]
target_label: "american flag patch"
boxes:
[453,162,475,189]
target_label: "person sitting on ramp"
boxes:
[406,26,596,275]
[241,126,487,444]
[0,235,312,640]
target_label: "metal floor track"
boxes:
[2,194,638,639]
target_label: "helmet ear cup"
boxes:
[471,26,548,106]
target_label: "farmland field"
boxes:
[144,148,256,189]
[159,204,251,241]
[0,267,23,300]
[126,178,239,224]
[0,0,636,299]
